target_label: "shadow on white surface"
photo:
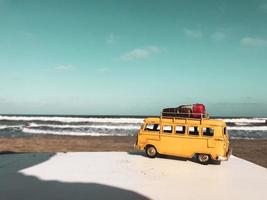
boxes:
[18,152,267,200]
[0,153,149,200]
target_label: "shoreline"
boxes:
[0,136,267,168]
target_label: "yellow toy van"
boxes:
[135,115,231,164]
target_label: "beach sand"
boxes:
[0,136,266,168]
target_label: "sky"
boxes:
[0,0,267,116]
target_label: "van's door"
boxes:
[159,124,189,156]
[207,139,216,148]
[202,127,216,148]
[158,124,175,154]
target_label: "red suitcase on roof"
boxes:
[192,104,206,118]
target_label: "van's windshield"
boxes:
[223,127,229,138]
[145,124,160,131]
[224,127,227,135]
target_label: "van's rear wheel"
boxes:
[146,146,157,158]
[197,154,210,164]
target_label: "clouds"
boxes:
[240,37,267,47]
[97,67,109,73]
[210,31,226,41]
[106,33,120,45]
[120,46,163,61]
[54,65,74,71]
[184,29,203,39]
[19,30,34,38]
[183,29,267,48]
[183,27,266,48]
[184,28,226,42]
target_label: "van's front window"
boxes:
[145,124,160,132]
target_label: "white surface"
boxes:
[20,152,267,200]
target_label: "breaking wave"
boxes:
[0,115,267,138]
[21,127,130,136]
[216,118,267,124]
[28,123,140,130]
[0,115,143,123]
[0,125,24,130]
[227,126,267,131]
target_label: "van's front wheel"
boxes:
[146,146,157,158]
[197,154,210,164]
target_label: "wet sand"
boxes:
[0,136,266,168]
[230,139,267,168]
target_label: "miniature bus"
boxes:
[135,115,231,164]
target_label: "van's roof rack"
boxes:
[160,111,209,121]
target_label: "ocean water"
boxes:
[0,115,267,139]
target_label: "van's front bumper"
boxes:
[217,147,232,161]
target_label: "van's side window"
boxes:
[203,127,214,137]
[176,126,185,134]
[188,126,199,136]
[163,125,173,134]
[145,124,160,132]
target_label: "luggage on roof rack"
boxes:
[192,103,206,118]
[161,103,207,119]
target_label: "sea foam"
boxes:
[216,118,267,123]
[22,127,130,136]
[227,126,267,131]
[28,123,140,130]
[0,115,144,123]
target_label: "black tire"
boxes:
[145,145,157,158]
[197,154,210,165]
